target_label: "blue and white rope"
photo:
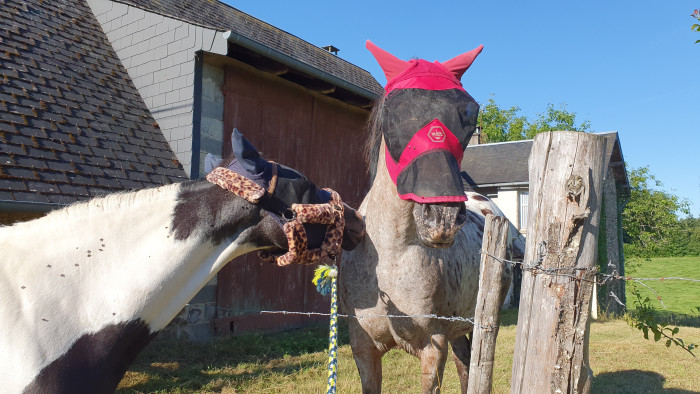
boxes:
[312,264,339,394]
[326,267,338,394]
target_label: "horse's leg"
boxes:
[450,334,472,394]
[348,321,384,394]
[419,333,449,394]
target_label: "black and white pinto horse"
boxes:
[0,130,365,394]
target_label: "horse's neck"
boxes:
[3,184,245,332]
[361,140,417,247]
[1,183,264,393]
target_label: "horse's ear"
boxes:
[441,45,484,80]
[231,128,267,173]
[366,40,409,82]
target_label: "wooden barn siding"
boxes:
[215,62,371,335]
[0,211,45,226]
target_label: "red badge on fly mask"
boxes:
[366,40,483,203]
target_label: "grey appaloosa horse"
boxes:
[1,130,365,394]
[340,41,512,393]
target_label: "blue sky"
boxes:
[226,1,700,217]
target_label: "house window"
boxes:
[519,191,529,231]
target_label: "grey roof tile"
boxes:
[38,171,69,183]
[0,122,18,133]
[461,140,532,187]
[57,184,89,196]
[118,178,144,189]
[12,191,51,203]
[27,181,59,194]
[4,167,37,179]
[1,0,188,207]
[14,156,48,170]
[0,154,15,166]
[0,178,28,191]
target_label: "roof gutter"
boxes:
[222,31,379,101]
[466,181,530,189]
[0,200,64,214]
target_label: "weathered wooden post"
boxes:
[602,167,626,316]
[511,131,607,394]
[467,214,511,394]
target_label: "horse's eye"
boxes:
[282,209,296,221]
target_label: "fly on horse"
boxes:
[340,41,511,393]
[0,129,365,394]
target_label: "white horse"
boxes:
[0,130,365,394]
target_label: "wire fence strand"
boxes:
[185,248,699,331]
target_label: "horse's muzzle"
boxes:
[413,202,466,248]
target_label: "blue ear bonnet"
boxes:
[223,129,331,226]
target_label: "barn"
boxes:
[2,0,630,342]
[1,0,382,341]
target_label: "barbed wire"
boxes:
[190,305,493,330]
[479,249,700,286]
[182,247,698,331]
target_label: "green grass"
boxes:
[116,257,700,393]
[625,256,700,326]
[118,309,700,393]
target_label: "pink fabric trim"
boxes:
[385,119,464,184]
[398,192,467,203]
[385,60,465,95]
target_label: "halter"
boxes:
[366,40,483,203]
[206,165,345,266]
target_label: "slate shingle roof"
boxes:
[0,0,188,207]
[113,0,383,98]
[461,140,532,188]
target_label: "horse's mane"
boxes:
[364,93,386,185]
[3,183,183,230]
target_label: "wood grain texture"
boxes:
[511,131,607,394]
[467,215,511,394]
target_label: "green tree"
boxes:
[479,98,528,143]
[692,9,700,44]
[668,217,700,256]
[622,166,691,257]
[479,98,591,143]
[524,103,591,139]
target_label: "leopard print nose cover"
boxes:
[258,189,345,266]
[206,167,345,266]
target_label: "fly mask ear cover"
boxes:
[206,166,346,266]
[366,40,483,203]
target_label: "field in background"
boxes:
[118,257,700,392]
[625,256,700,325]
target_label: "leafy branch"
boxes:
[692,9,700,44]
[626,283,697,357]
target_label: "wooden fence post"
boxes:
[467,215,511,394]
[511,131,607,394]
[602,167,625,316]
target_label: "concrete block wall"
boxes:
[86,0,228,176]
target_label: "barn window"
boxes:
[519,190,529,230]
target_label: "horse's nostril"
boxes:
[422,204,437,222]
